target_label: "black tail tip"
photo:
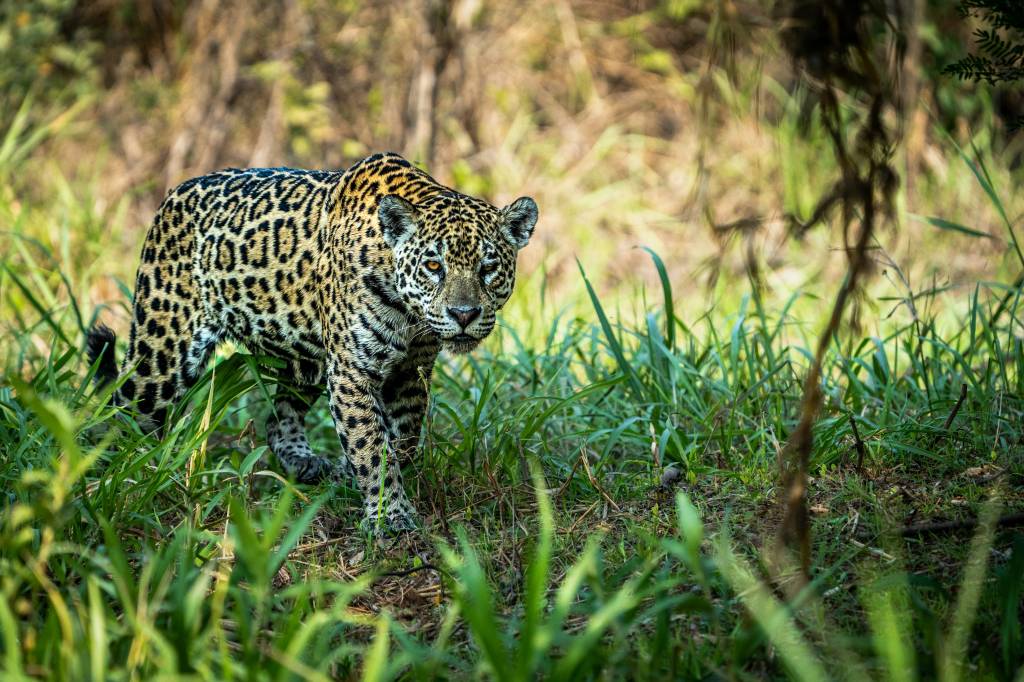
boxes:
[85,325,118,386]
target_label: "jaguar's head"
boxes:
[379,191,538,354]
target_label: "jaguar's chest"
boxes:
[348,299,415,380]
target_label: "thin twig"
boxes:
[901,512,1024,536]
[376,562,450,580]
[566,500,601,535]
[554,454,584,499]
[578,444,620,512]
[943,383,968,430]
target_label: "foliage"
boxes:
[2,2,1024,679]
[945,1,1024,85]
[0,0,97,124]
[2,145,1023,673]
[944,0,1024,129]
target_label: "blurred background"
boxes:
[1,0,1022,348]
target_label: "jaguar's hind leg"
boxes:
[267,380,355,484]
[115,310,220,432]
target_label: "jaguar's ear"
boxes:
[500,196,538,250]
[378,195,419,248]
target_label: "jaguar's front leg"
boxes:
[326,355,418,535]
[267,378,355,484]
[381,341,439,465]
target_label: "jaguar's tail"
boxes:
[85,325,119,388]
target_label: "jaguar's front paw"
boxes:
[331,456,357,483]
[361,495,419,536]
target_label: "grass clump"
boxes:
[2,226,1022,678]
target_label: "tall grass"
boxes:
[3,230,1021,677]
[2,99,1023,679]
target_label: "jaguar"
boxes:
[86,152,538,534]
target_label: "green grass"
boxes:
[2,101,1023,680]
[2,237,1022,678]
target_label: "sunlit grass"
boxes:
[3,226,1022,677]
[1,94,1023,679]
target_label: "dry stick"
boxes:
[554,453,584,499]
[943,383,968,431]
[377,562,449,580]
[566,500,602,536]
[579,445,620,512]
[901,512,1024,537]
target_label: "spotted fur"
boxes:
[87,152,538,534]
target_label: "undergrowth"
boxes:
[1,234,1022,678]
[1,82,1023,682]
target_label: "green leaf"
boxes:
[441,532,512,682]
[909,213,993,240]
[675,491,704,560]
[361,615,392,682]
[637,246,676,350]
[577,258,645,397]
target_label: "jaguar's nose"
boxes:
[447,305,481,329]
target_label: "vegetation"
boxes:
[944,0,1024,131]
[945,1,1024,87]
[1,1,1022,679]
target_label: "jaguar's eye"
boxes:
[424,260,443,273]
[479,261,497,277]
